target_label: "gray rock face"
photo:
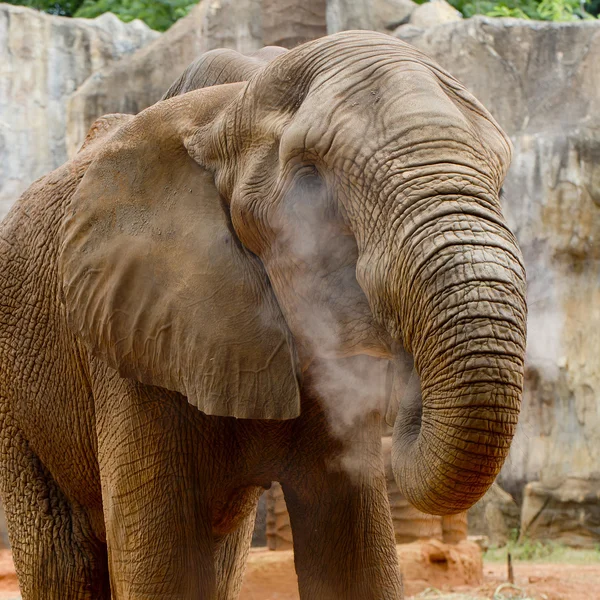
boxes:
[520,477,600,547]
[327,0,417,33]
[3,8,600,542]
[394,17,600,136]
[251,491,268,547]
[395,16,600,504]
[68,0,326,157]
[468,483,520,547]
[66,1,268,157]
[263,0,326,47]
[0,4,158,216]
[407,0,461,29]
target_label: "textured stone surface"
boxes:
[520,478,600,547]
[0,4,158,216]
[265,482,293,551]
[408,0,461,28]
[262,0,326,47]
[251,492,267,547]
[3,8,600,538]
[66,1,266,156]
[394,17,600,137]
[468,483,520,547]
[67,0,326,157]
[395,16,600,505]
[327,0,416,33]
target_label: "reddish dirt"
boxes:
[242,540,483,599]
[241,552,600,600]
[471,562,600,600]
[0,551,18,599]
[1,547,598,599]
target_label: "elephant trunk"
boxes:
[360,198,527,515]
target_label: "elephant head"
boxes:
[60,32,526,515]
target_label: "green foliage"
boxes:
[413,0,598,19]
[7,0,86,17]
[5,0,198,28]
[585,0,600,15]
[447,0,596,20]
[73,0,196,30]
[484,539,600,563]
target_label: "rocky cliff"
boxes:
[66,0,328,155]
[0,4,158,216]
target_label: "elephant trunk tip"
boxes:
[390,384,516,516]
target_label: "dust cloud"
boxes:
[260,171,402,479]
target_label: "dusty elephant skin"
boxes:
[0,32,526,599]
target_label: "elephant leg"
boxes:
[283,411,403,600]
[93,371,216,599]
[214,493,259,600]
[0,412,109,599]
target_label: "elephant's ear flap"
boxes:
[59,88,301,420]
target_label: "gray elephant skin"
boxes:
[0,32,526,599]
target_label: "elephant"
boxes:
[0,31,527,599]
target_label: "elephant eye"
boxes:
[291,165,329,209]
[295,163,320,180]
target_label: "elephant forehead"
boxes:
[276,79,506,190]
[283,65,467,146]
[245,31,510,176]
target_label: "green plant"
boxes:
[7,0,86,16]
[586,0,600,15]
[5,0,198,29]
[447,0,597,19]
[74,0,197,30]
[485,539,600,563]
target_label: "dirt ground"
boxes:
[239,549,600,600]
[1,548,599,599]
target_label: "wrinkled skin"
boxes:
[0,33,526,599]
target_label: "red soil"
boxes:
[1,545,597,599]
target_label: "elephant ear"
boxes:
[60,85,301,420]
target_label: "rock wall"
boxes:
[266,482,294,551]
[263,0,326,47]
[65,3,211,156]
[520,477,600,547]
[395,17,600,507]
[0,498,8,549]
[67,0,327,157]
[327,0,416,33]
[0,4,158,216]
[468,483,520,547]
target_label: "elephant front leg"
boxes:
[282,411,403,600]
[94,373,217,599]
